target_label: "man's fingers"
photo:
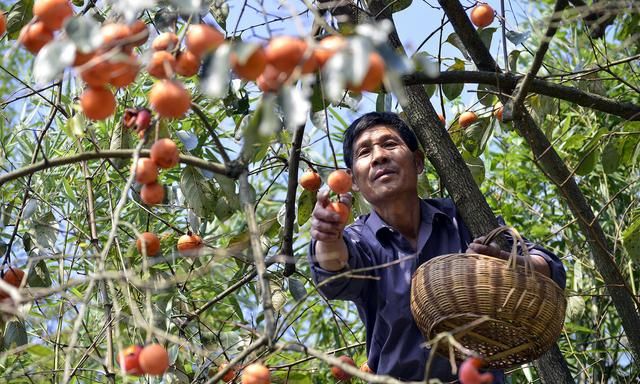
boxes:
[312,206,341,223]
[466,243,502,258]
[311,229,341,242]
[316,189,330,207]
[311,218,342,234]
[338,193,353,208]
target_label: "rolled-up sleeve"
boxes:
[308,230,373,301]
[527,244,566,289]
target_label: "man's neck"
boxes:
[373,195,422,242]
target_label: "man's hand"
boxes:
[311,189,352,243]
[465,236,510,260]
[466,236,551,277]
[311,189,352,271]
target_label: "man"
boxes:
[307,112,566,382]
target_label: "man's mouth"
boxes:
[373,168,395,180]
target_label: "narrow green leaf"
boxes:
[27,260,52,288]
[4,320,27,349]
[27,344,54,358]
[622,218,640,261]
[180,166,218,219]
[461,151,485,186]
[477,27,496,49]
[565,296,585,322]
[445,33,471,60]
[297,190,314,226]
[508,50,521,73]
[601,139,621,174]
[6,0,34,40]
[288,277,307,302]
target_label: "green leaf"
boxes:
[423,84,436,98]
[477,27,497,49]
[508,50,521,73]
[288,277,306,302]
[27,344,54,358]
[4,320,27,349]
[375,93,391,112]
[462,117,492,157]
[378,0,412,13]
[442,60,466,101]
[601,139,621,174]
[209,0,229,31]
[477,84,498,107]
[180,166,218,219]
[575,149,598,176]
[461,151,485,186]
[622,218,640,261]
[565,296,585,322]
[32,212,57,249]
[6,0,34,40]
[27,260,52,288]
[445,33,470,60]
[506,30,531,46]
[297,189,314,226]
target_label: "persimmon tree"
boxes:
[0,0,638,383]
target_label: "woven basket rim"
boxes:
[417,252,566,292]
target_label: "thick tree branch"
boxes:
[402,71,640,120]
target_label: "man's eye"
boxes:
[384,141,397,148]
[357,148,370,157]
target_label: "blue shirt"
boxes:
[308,198,566,382]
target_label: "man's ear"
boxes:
[346,169,360,192]
[414,150,425,174]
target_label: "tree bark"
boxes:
[437,0,640,366]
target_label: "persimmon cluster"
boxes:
[117,343,169,376]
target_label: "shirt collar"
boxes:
[365,199,452,242]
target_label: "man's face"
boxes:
[350,125,424,206]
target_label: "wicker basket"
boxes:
[410,226,566,369]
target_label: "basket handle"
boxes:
[481,226,535,275]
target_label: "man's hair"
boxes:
[343,112,419,169]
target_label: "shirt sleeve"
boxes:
[307,229,373,302]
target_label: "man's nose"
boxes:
[371,145,389,165]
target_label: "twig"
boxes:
[190,103,231,163]
[239,171,276,345]
[282,124,306,277]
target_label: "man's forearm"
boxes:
[314,239,349,271]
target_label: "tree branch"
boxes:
[0,149,234,187]
[282,124,306,277]
[402,71,640,120]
